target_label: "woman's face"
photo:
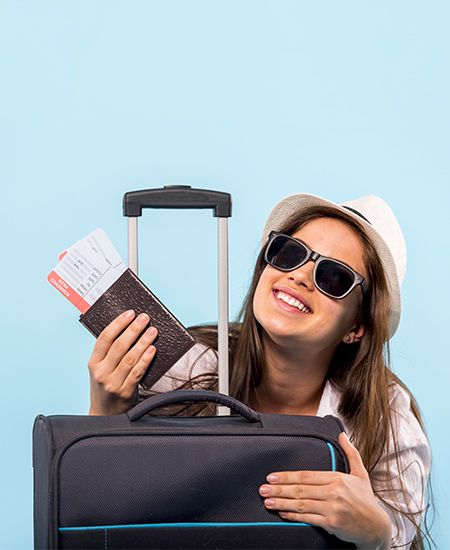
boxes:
[253,217,368,353]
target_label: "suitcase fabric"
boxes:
[33,390,355,549]
[33,186,356,549]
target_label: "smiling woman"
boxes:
[88,192,433,550]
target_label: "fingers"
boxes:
[88,310,158,415]
[263,496,327,516]
[278,511,328,527]
[259,483,328,501]
[338,432,369,479]
[266,471,341,486]
[90,310,137,363]
[260,482,331,528]
[121,342,157,393]
[110,325,158,390]
[104,312,152,369]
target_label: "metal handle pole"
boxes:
[217,217,230,416]
[128,217,139,275]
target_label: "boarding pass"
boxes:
[48,229,127,314]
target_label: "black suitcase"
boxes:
[33,186,355,549]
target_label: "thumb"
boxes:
[338,432,369,480]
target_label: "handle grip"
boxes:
[123,185,232,217]
[127,390,260,422]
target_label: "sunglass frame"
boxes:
[265,231,368,300]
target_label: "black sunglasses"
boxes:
[264,231,368,300]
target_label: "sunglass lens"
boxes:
[267,236,308,270]
[316,259,355,298]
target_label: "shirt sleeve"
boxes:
[370,384,432,549]
[146,342,218,393]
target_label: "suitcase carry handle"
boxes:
[127,389,260,423]
[123,185,232,217]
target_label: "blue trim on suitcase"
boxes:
[59,522,311,531]
[327,441,336,471]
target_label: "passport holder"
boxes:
[79,268,196,389]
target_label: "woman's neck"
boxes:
[252,336,333,415]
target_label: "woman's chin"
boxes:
[262,321,311,343]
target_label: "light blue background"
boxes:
[0,1,448,548]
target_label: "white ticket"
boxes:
[48,229,127,313]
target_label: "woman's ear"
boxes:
[342,324,365,344]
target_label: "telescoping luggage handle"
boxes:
[123,185,232,415]
[127,389,260,422]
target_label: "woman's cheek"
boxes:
[252,285,264,325]
[252,271,272,322]
[308,303,350,347]
[253,292,288,337]
[324,303,359,345]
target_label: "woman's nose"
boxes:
[287,261,315,291]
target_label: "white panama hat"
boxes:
[261,193,407,339]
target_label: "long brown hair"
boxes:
[140,205,434,548]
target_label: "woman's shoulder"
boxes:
[384,380,431,456]
[387,380,414,412]
[326,378,430,452]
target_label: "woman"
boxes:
[88,193,432,549]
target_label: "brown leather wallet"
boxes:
[79,268,196,389]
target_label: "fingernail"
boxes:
[146,326,157,336]
[138,313,149,323]
[124,310,135,319]
[146,345,156,356]
[279,512,287,519]
[265,499,275,507]
[259,485,271,496]
[267,474,279,483]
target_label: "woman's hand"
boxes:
[259,432,392,549]
[88,309,158,416]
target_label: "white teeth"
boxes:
[275,291,311,313]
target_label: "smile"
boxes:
[273,291,312,314]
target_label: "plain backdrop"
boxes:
[0,1,448,548]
